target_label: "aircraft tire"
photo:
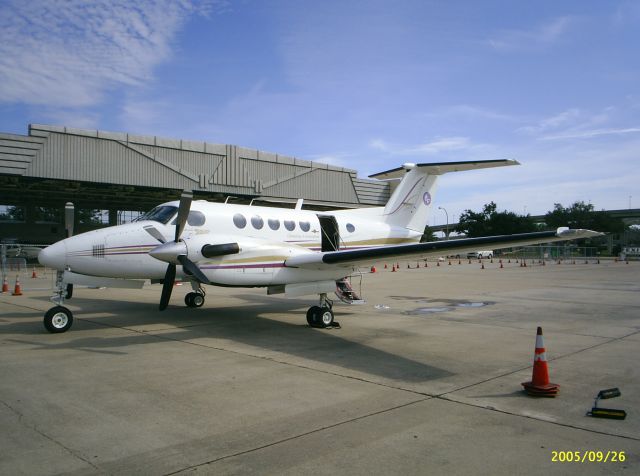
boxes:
[44,306,73,333]
[185,292,205,308]
[318,307,334,327]
[65,283,73,299]
[306,306,322,327]
[192,293,204,307]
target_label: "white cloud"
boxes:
[0,0,215,108]
[515,106,640,141]
[517,108,582,135]
[540,127,640,141]
[432,104,519,122]
[368,136,479,156]
[488,16,575,52]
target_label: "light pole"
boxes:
[438,206,449,239]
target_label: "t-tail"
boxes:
[369,159,520,233]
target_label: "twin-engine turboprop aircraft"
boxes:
[38,159,600,333]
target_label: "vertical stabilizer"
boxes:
[369,159,519,232]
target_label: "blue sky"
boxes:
[1,0,638,224]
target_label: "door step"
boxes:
[335,278,366,304]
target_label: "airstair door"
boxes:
[317,215,340,252]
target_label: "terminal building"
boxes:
[0,124,391,245]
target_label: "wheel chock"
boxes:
[587,408,627,420]
[597,387,621,399]
[587,387,626,419]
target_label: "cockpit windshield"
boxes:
[136,205,178,224]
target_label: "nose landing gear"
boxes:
[43,270,74,333]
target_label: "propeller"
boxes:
[146,191,210,310]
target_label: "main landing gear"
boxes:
[43,271,74,333]
[306,293,338,328]
[185,282,205,308]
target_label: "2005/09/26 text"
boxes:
[551,451,626,463]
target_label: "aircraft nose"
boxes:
[38,241,67,270]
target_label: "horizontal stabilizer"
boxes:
[369,159,519,180]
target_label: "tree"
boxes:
[0,205,25,221]
[544,202,626,234]
[420,225,437,242]
[455,202,538,237]
[77,208,105,225]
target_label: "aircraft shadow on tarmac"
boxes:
[6,293,454,384]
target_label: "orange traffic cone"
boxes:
[522,327,559,397]
[2,276,8,293]
[12,276,23,296]
[481,262,485,270]
[437,261,440,267]
[32,267,38,278]
[384,263,388,269]
[391,265,396,272]
[370,265,376,273]
[448,260,452,266]
[500,261,504,269]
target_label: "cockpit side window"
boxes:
[187,210,206,226]
[138,205,178,224]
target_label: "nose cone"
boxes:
[38,241,67,270]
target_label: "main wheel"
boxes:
[192,293,204,307]
[185,292,205,308]
[318,307,334,327]
[306,306,321,326]
[44,306,73,333]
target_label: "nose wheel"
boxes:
[43,270,74,333]
[44,306,73,333]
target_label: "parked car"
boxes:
[467,250,494,259]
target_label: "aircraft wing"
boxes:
[285,228,603,270]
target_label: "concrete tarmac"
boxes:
[1,260,639,475]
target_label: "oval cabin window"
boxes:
[233,213,246,229]
[268,218,280,230]
[251,215,264,229]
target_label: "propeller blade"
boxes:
[143,225,167,243]
[177,255,209,284]
[65,202,75,238]
[159,264,176,311]
[174,190,193,241]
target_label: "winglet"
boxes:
[556,227,604,239]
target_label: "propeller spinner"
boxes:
[145,191,209,310]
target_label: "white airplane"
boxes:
[38,159,600,333]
